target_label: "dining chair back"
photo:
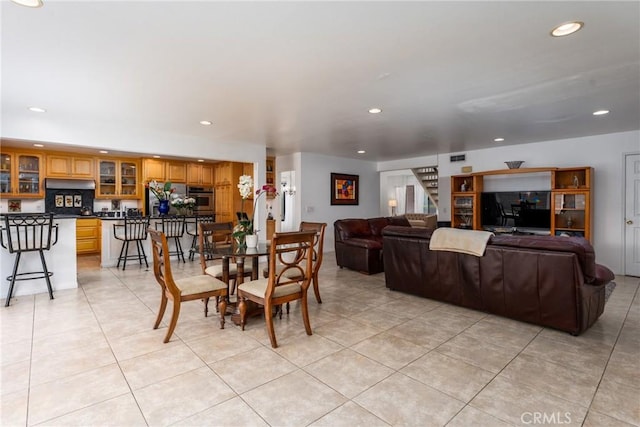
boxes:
[237,230,316,348]
[148,228,227,343]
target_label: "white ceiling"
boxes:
[2,1,639,161]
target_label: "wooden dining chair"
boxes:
[238,230,316,348]
[262,222,327,304]
[149,228,227,343]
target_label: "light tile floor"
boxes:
[1,254,639,426]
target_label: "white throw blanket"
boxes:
[429,228,494,257]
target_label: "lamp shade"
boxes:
[388,199,397,207]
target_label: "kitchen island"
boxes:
[100,216,199,268]
[0,216,78,300]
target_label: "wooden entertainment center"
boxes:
[451,166,593,242]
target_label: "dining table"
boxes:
[208,242,271,326]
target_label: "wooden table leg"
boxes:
[230,257,245,325]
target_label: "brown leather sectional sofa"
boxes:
[334,216,410,274]
[382,226,615,335]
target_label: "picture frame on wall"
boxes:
[331,173,359,205]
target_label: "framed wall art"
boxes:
[331,173,359,205]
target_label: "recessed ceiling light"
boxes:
[357,150,366,154]
[28,106,46,113]
[197,159,204,162]
[494,138,505,142]
[153,155,161,158]
[550,21,584,37]
[199,120,212,126]
[368,108,382,114]
[593,110,610,116]
[33,143,44,148]
[99,150,109,154]
[10,0,43,8]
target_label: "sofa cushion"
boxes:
[593,264,615,286]
[343,237,383,250]
[335,219,372,240]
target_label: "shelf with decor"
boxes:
[266,156,275,199]
[450,175,483,229]
[551,167,592,241]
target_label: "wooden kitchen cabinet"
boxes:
[214,161,245,224]
[76,218,101,254]
[166,161,187,183]
[143,158,165,182]
[0,150,44,198]
[96,159,140,199]
[187,163,214,186]
[46,154,95,179]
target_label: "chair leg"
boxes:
[164,300,181,343]
[175,237,185,263]
[189,235,197,261]
[123,241,131,270]
[117,241,127,269]
[203,297,209,317]
[301,294,312,336]
[5,252,21,307]
[312,273,322,303]
[154,292,168,329]
[265,302,278,348]
[38,249,54,301]
[138,241,149,268]
[217,297,226,329]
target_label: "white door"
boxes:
[625,153,640,276]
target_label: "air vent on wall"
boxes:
[450,154,466,162]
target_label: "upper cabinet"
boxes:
[143,158,165,182]
[96,159,140,199]
[187,163,214,186]
[0,151,44,198]
[166,161,187,183]
[46,154,95,179]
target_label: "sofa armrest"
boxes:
[592,264,615,286]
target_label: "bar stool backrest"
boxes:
[159,216,185,238]
[115,217,150,241]
[1,214,58,253]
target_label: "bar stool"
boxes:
[113,217,150,270]
[186,214,214,261]
[0,213,58,306]
[156,216,186,263]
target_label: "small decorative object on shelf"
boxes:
[573,175,580,188]
[505,161,524,169]
[460,180,468,192]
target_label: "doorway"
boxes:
[625,153,640,276]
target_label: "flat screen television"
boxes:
[481,191,551,230]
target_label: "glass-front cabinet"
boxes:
[0,151,43,197]
[96,159,139,199]
[450,175,483,229]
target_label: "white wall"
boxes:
[280,152,379,253]
[379,130,640,274]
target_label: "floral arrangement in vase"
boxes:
[171,196,196,215]
[146,180,174,200]
[234,175,278,244]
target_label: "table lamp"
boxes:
[388,199,397,216]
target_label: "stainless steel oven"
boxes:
[187,186,214,215]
